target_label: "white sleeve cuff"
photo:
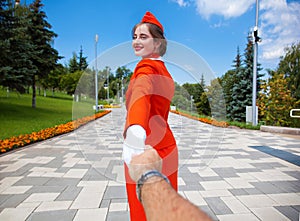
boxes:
[127,125,146,140]
[123,125,146,165]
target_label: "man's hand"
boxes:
[128,145,162,182]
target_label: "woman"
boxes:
[123,11,178,221]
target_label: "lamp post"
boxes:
[121,76,124,105]
[190,95,193,113]
[95,34,99,112]
[252,0,260,126]
[107,67,110,101]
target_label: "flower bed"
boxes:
[170,110,229,128]
[0,110,111,154]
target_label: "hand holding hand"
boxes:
[128,145,162,182]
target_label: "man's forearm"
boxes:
[141,177,212,221]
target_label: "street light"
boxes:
[106,67,110,101]
[95,34,99,112]
[190,95,193,113]
[252,0,261,126]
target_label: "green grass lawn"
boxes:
[0,88,96,140]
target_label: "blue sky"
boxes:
[27,0,300,81]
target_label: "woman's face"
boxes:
[132,24,160,58]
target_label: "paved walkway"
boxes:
[0,108,299,221]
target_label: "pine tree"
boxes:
[68,52,79,73]
[78,45,88,71]
[0,0,36,92]
[221,47,242,121]
[230,35,263,122]
[28,0,60,108]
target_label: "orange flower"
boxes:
[0,110,111,154]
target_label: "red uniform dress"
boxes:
[124,58,178,221]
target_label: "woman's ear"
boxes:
[154,39,162,53]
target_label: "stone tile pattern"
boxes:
[0,108,299,221]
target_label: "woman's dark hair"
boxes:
[132,23,167,56]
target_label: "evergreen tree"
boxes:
[221,47,242,121]
[230,35,263,122]
[78,45,88,71]
[28,0,60,108]
[68,52,79,73]
[0,0,36,93]
[68,47,88,73]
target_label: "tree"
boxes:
[68,46,88,73]
[28,0,60,108]
[229,35,263,122]
[221,47,242,121]
[60,70,83,96]
[78,45,88,71]
[258,70,300,127]
[206,78,226,120]
[277,42,300,100]
[68,52,79,73]
[40,64,67,96]
[115,66,132,79]
[0,0,36,93]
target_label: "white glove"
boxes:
[123,125,146,165]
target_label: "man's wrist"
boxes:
[136,170,170,202]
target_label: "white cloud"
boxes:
[172,0,189,7]
[194,0,255,19]
[172,0,300,68]
[259,0,300,62]
[177,0,300,67]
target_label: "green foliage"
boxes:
[258,70,300,127]
[68,46,88,73]
[0,0,60,108]
[60,70,83,96]
[0,0,36,93]
[227,121,260,130]
[206,78,226,120]
[277,42,300,100]
[225,35,263,122]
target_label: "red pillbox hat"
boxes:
[141,11,164,32]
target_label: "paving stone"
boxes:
[204,197,233,215]
[56,186,82,201]
[27,209,77,221]
[212,167,239,178]
[103,186,127,199]
[14,177,50,186]
[44,177,80,186]
[26,185,66,194]
[250,181,288,194]
[228,188,249,196]
[106,211,130,221]
[198,205,219,221]
[0,194,30,208]
[0,109,299,220]
[243,187,263,195]
[275,206,300,221]
[99,199,110,208]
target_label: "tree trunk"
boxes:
[32,75,36,108]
